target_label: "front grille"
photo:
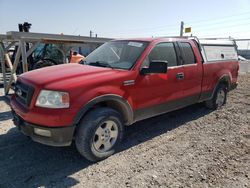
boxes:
[15,81,34,107]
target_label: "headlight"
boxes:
[36,90,70,108]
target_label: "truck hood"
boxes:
[20,64,125,88]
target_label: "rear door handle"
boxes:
[176,72,185,80]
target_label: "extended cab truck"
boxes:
[10,37,239,162]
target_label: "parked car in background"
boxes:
[238,55,247,61]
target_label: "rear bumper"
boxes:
[12,111,75,147]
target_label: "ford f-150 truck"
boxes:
[10,37,239,162]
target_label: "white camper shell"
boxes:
[199,39,238,63]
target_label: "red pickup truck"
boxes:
[10,37,239,161]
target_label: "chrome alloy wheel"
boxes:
[216,89,225,107]
[92,120,118,153]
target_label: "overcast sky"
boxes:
[0,0,249,45]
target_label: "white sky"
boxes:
[0,0,250,49]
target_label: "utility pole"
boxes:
[180,21,184,37]
[90,30,93,37]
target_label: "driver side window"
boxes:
[142,42,178,68]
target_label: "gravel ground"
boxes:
[0,73,249,188]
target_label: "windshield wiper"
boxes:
[88,61,114,69]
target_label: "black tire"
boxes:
[75,107,124,162]
[205,84,228,109]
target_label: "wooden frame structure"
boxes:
[0,31,111,95]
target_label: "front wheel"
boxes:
[75,107,124,162]
[205,84,228,109]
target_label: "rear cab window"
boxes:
[179,42,196,65]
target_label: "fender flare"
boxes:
[211,74,231,98]
[73,94,134,126]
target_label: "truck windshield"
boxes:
[84,41,148,70]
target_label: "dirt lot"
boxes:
[0,74,249,188]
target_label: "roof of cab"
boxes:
[112,37,236,46]
[111,37,188,42]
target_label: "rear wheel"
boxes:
[205,84,228,109]
[75,107,124,162]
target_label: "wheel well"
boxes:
[76,99,133,126]
[99,100,130,124]
[210,76,231,99]
[218,77,230,90]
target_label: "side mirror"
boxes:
[141,60,168,75]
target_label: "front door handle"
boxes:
[176,72,185,80]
